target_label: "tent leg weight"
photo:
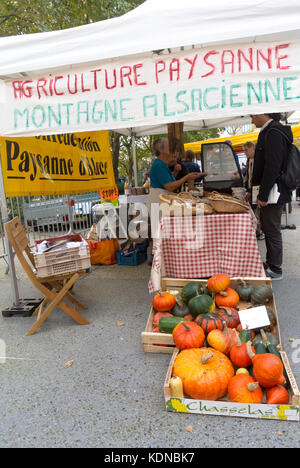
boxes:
[2,298,43,318]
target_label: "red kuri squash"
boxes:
[228,374,263,404]
[266,385,290,405]
[172,321,205,350]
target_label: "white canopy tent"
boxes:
[0,0,300,306]
[1,0,300,77]
[1,0,300,182]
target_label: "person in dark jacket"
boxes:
[251,112,293,280]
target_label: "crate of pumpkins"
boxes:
[154,275,300,421]
[142,275,282,354]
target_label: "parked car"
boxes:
[22,192,101,231]
[23,197,70,231]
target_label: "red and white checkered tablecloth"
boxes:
[149,213,264,293]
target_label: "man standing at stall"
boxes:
[251,113,293,280]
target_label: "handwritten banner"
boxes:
[1,39,300,136]
[0,130,115,196]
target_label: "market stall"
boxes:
[148,137,264,291]
[149,212,264,293]
[1,0,300,422]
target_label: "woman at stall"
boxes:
[146,138,200,264]
[147,138,200,210]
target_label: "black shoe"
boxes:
[264,267,283,280]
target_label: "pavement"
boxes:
[0,204,300,448]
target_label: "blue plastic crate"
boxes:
[116,250,147,266]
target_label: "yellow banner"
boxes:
[0,130,115,197]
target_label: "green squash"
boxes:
[181,282,204,304]
[158,316,185,334]
[264,307,277,332]
[203,286,213,297]
[235,280,254,302]
[172,300,189,318]
[239,328,253,343]
[253,331,279,347]
[254,342,267,355]
[251,284,273,305]
[188,294,215,318]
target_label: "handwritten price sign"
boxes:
[99,186,119,202]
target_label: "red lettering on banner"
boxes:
[22,81,33,98]
[237,48,253,72]
[221,50,235,74]
[133,64,147,86]
[256,48,272,71]
[37,78,48,99]
[120,66,133,87]
[54,76,64,96]
[90,69,101,90]
[169,58,180,81]
[13,80,33,99]
[49,76,54,96]
[275,43,290,70]
[202,51,219,78]
[12,81,24,99]
[105,69,117,90]
[67,74,78,95]
[184,54,198,79]
[81,73,91,92]
[155,60,166,84]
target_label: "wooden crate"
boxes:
[164,348,300,421]
[141,305,175,354]
[33,235,90,278]
[142,277,281,354]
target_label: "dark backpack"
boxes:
[266,128,300,191]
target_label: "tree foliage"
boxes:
[0,0,144,36]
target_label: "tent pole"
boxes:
[0,151,20,306]
[132,132,138,187]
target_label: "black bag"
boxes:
[267,128,300,191]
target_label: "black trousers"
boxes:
[260,204,284,274]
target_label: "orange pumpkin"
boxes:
[227,327,239,350]
[207,322,231,355]
[173,348,234,400]
[172,321,205,350]
[152,311,173,327]
[184,314,193,321]
[207,274,231,294]
[216,307,240,329]
[194,313,224,334]
[152,291,176,312]
[247,342,286,388]
[215,288,239,308]
[230,331,254,368]
[228,374,263,404]
[266,385,290,405]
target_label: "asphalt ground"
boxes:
[0,204,299,448]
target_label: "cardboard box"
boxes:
[164,348,300,421]
[142,277,281,354]
[132,187,148,195]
